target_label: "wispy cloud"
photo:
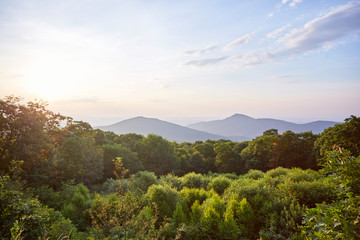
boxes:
[280,0,303,8]
[180,44,218,56]
[277,2,360,56]
[183,56,228,67]
[223,32,255,51]
[182,2,360,69]
[266,24,290,39]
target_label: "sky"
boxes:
[0,0,359,126]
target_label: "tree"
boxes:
[0,96,67,173]
[302,149,360,239]
[315,115,360,162]
[214,142,242,174]
[138,134,178,175]
[50,134,103,186]
[112,157,129,179]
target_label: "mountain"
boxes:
[96,116,247,143]
[187,114,340,139]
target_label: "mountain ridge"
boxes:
[187,113,340,139]
[96,114,340,142]
[96,116,248,143]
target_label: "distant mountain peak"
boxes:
[228,113,254,119]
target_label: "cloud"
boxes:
[232,52,274,68]
[280,0,303,8]
[182,2,360,69]
[289,0,303,7]
[180,44,218,56]
[266,24,290,39]
[277,2,360,55]
[183,56,229,67]
[223,32,255,51]
[268,12,274,17]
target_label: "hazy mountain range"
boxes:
[96,114,340,143]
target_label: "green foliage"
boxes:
[0,175,76,240]
[207,175,231,195]
[180,187,209,211]
[214,142,243,174]
[89,192,142,238]
[301,149,360,239]
[50,134,103,186]
[0,96,66,172]
[146,184,180,223]
[223,196,256,239]
[138,134,179,175]
[3,96,359,239]
[159,173,182,190]
[130,171,159,194]
[181,172,209,189]
[315,115,360,161]
[102,143,143,179]
[199,193,225,239]
[112,157,129,179]
[55,183,92,231]
[278,179,337,208]
[243,169,265,180]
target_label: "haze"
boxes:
[1,0,359,126]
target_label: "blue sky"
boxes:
[0,0,359,125]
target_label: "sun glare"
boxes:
[24,60,83,100]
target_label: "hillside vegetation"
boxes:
[1,96,359,239]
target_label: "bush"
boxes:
[207,176,231,195]
[180,172,209,189]
[130,171,159,194]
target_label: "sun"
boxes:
[24,59,83,100]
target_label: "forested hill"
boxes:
[96,116,249,142]
[1,97,360,239]
[188,113,339,139]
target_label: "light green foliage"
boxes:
[89,192,141,238]
[302,149,360,239]
[221,195,256,239]
[159,173,182,190]
[130,171,159,194]
[278,179,337,208]
[181,172,209,189]
[199,193,225,239]
[265,167,289,178]
[207,175,231,195]
[146,184,180,222]
[243,169,265,180]
[180,187,209,211]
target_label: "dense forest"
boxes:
[1,96,359,239]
